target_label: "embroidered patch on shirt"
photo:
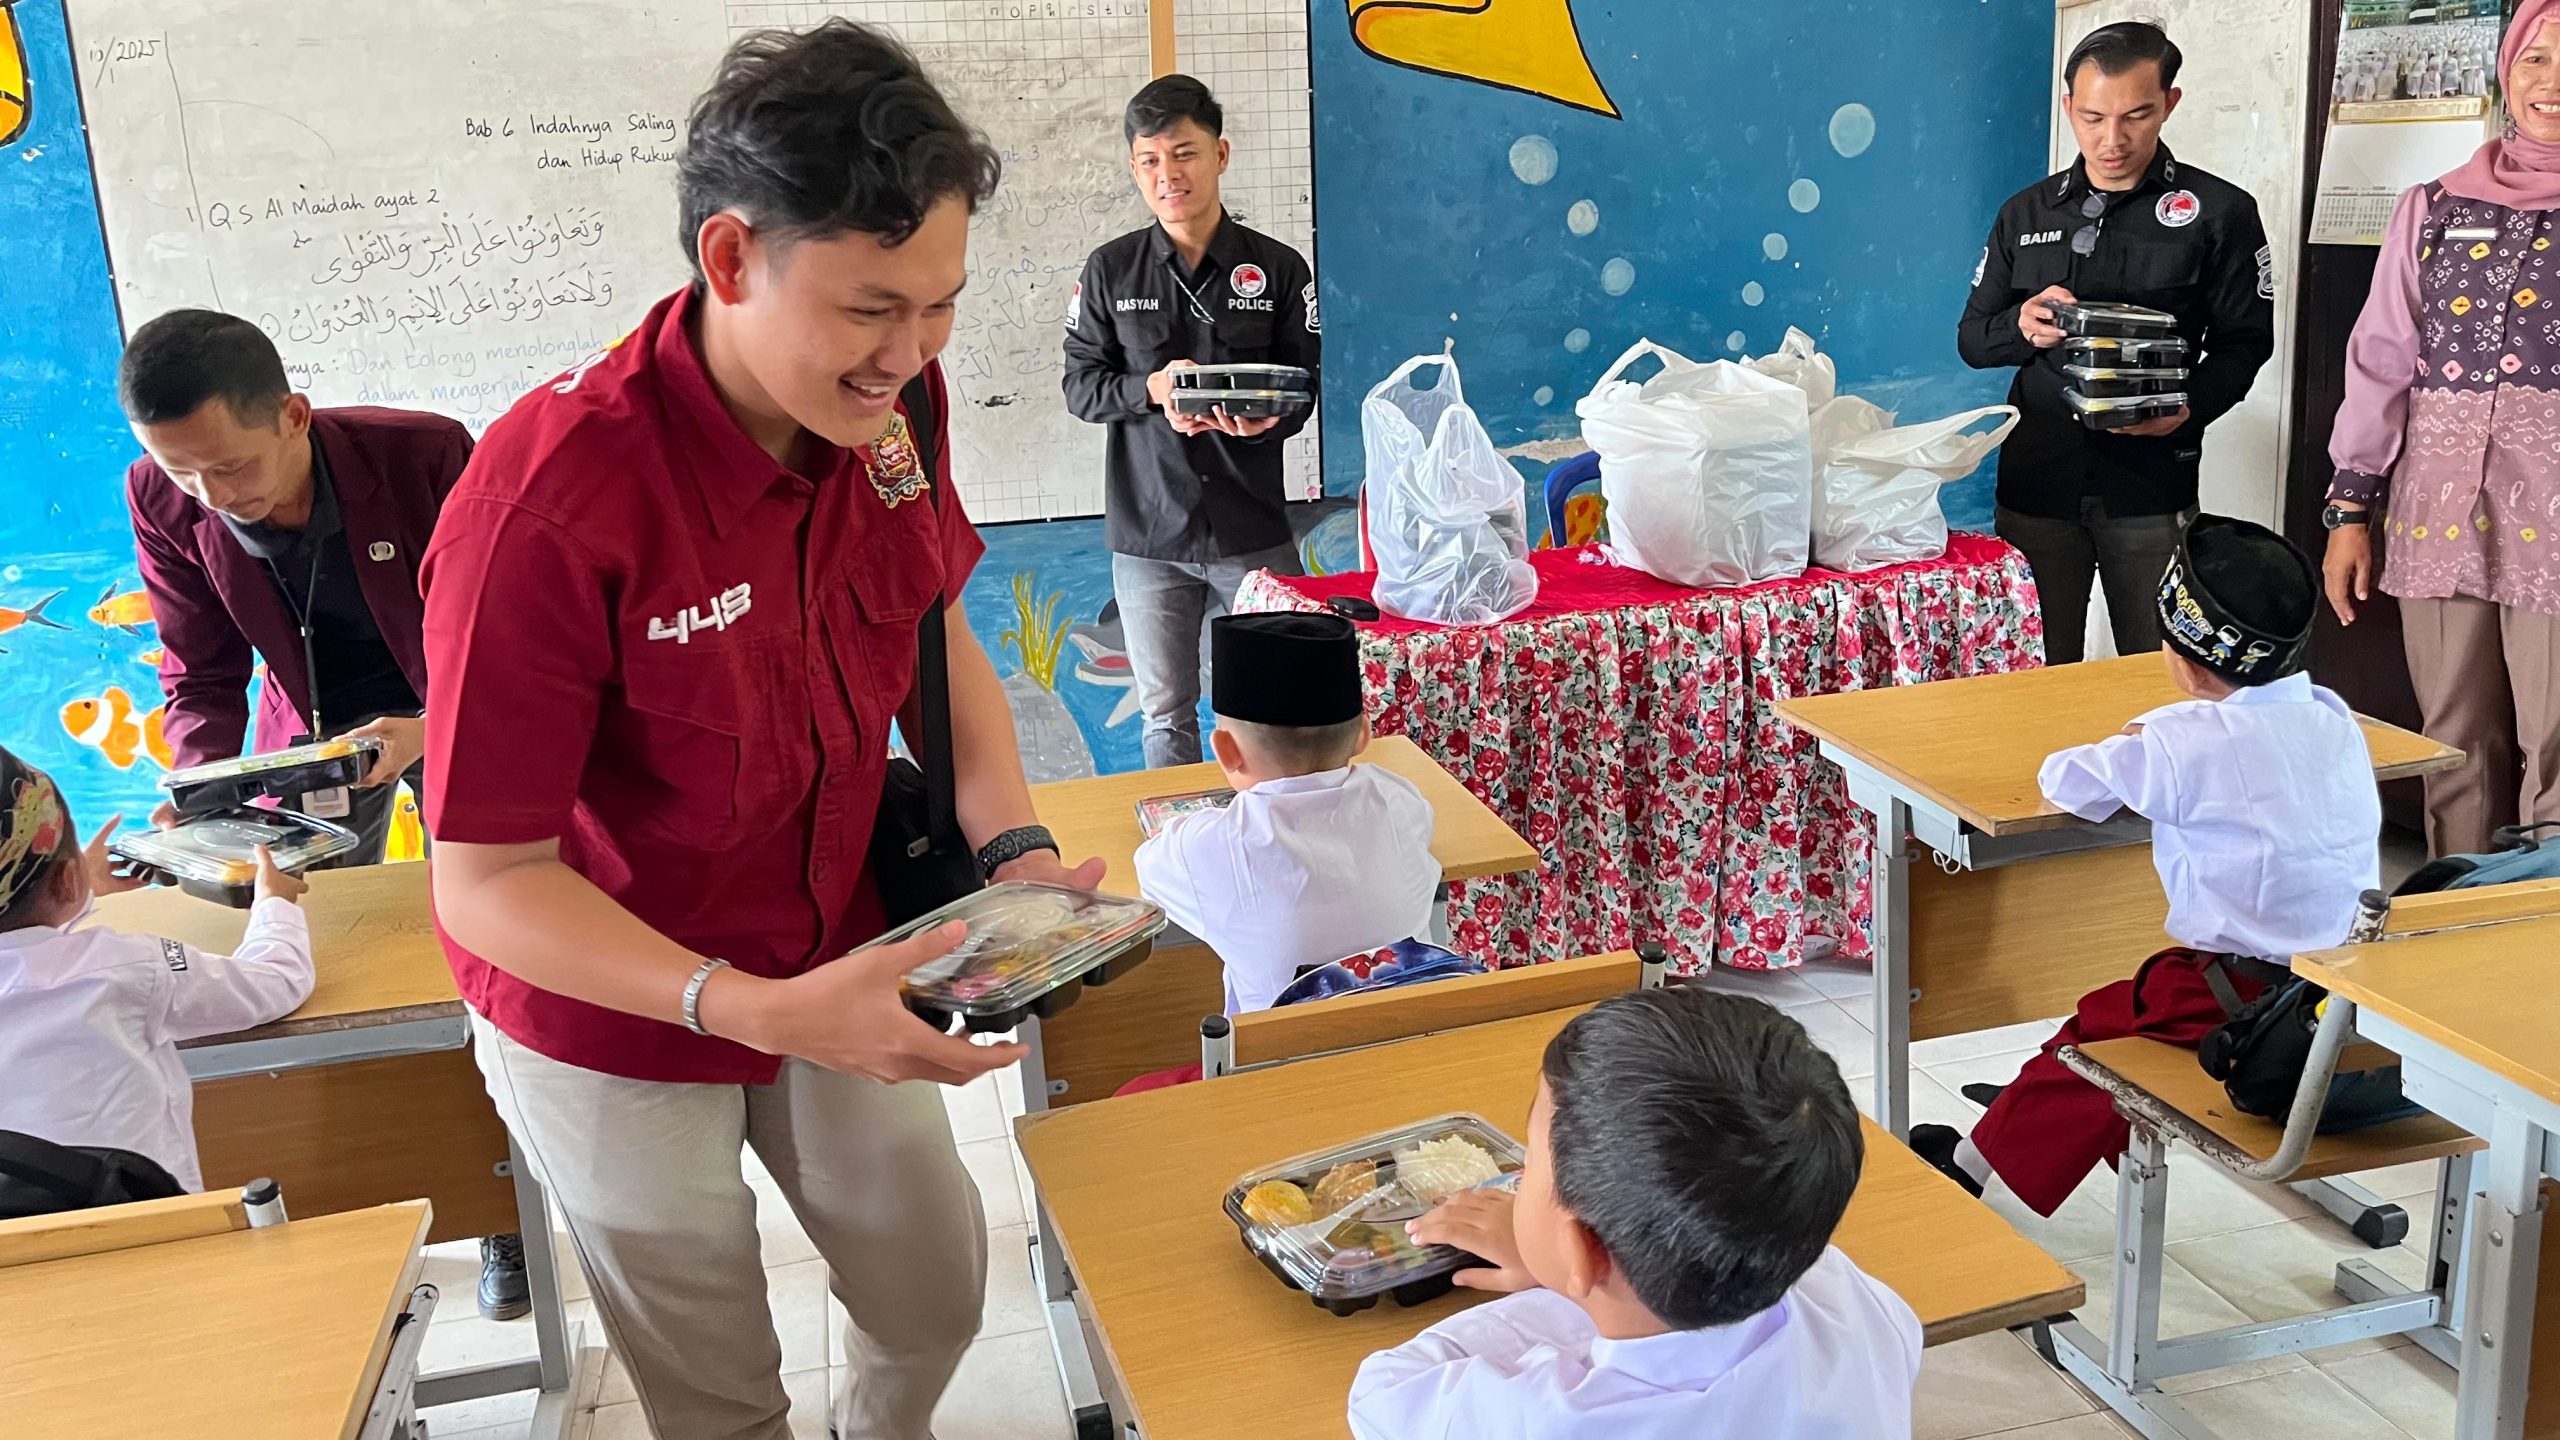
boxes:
[161,938,188,973]
[867,414,932,509]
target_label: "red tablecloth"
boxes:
[1236,535,2045,971]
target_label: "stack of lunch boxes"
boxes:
[2052,303,2191,431]
[1169,364,1314,421]
[108,738,379,906]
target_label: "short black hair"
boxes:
[676,20,1002,277]
[1124,74,1223,148]
[1541,986,1862,1329]
[117,310,291,429]
[2066,20,2183,91]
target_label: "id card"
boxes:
[300,785,353,820]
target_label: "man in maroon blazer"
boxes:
[116,308,527,1320]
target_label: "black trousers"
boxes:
[1996,500,2194,665]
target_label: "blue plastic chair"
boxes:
[1542,451,1602,548]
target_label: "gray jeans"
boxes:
[1996,500,2194,665]
[1111,542,1304,768]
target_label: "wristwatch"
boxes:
[976,825,1060,877]
[2322,504,2373,530]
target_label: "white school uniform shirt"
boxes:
[2037,672,2382,962]
[0,898,314,1189]
[1134,764,1440,1015]
[1346,1246,1923,1440]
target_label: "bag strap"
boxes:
[1591,338,1697,390]
[0,1131,110,1208]
[900,372,958,859]
[2200,956,2248,1020]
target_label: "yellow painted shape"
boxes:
[0,2,26,148]
[1348,0,1618,117]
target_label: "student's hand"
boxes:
[1203,406,1281,439]
[699,921,1029,1086]
[2324,521,2374,627]
[149,800,181,832]
[991,849,1107,891]
[252,845,310,905]
[339,715,426,788]
[82,817,150,899]
[2119,405,2191,438]
[2018,285,2076,348]
[1407,1188,1538,1293]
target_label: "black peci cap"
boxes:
[2156,514,2318,685]
[1209,612,1363,726]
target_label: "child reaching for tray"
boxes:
[1348,987,1921,1438]
[1134,612,1439,1017]
[0,746,314,1191]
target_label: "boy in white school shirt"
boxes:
[1349,986,1923,1439]
[1910,515,2395,1215]
[1135,611,1440,1016]
[0,747,315,1191]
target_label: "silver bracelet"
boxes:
[681,957,733,1037]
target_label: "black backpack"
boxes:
[0,1130,186,1221]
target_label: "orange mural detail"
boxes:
[1347,0,1617,118]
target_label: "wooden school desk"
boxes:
[1016,1005,2085,1440]
[1774,654,2461,1138]
[2298,915,2560,1440]
[0,1194,432,1439]
[97,864,591,1439]
[1029,735,1541,1104]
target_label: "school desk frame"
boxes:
[182,1015,591,1437]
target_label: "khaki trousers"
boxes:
[471,1014,987,1440]
[2400,594,2560,856]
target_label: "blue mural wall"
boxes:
[1309,0,2056,534]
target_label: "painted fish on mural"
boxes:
[1346,0,1617,118]
[136,647,165,668]
[88,583,155,635]
[386,785,426,863]
[61,686,173,770]
[0,0,28,148]
[0,588,68,652]
[1063,601,1141,728]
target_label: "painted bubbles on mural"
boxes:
[1346,0,1617,118]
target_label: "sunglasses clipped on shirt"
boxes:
[2071,191,2109,257]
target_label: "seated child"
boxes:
[1349,986,1921,1438]
[1911,515,2382,1215]
[1136,612,1440,1017]
[0,747,315,1190]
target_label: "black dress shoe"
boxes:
[1907,1124,1984,1198]
[1961,1082,2007,1109]
[479,1232,531,1321]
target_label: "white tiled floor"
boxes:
[418,959,2460,1440]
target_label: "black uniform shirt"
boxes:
[220,441,421,732]
[1063,212,1319,562]
[1957,146,2276,521]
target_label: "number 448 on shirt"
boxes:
[648,583,752,645]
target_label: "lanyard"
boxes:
[1164,254,1219,328]
[261,545,326,742]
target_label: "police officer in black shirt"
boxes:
[1958,22,2275,664]
[1064,75,1318,768]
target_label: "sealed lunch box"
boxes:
[106,807,359,908]
[2063,334,2192,366]
[1169,388,1310,420]
[1225,1113,1527,1315]
[1173,363,1313,393]
[2067,389,2190,431]
[2063,364,2191,399]
[160,737,383,817]
[2048,301,2181,340]
[890,883,1166,1034]
[1134,787,1236,839]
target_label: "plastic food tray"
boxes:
[889,883,1166,1034]
[2049,301,2181,340]
[1224,1113,1526,1315]
[1135,787,1236,839]
[1174,363,1313,393]
[2063,364,2191,398]
[2067,389,2190,431]
[161,737,383,818]
[107,806,359,908]
[2063,334,2192,366]
[1169,389,1310,419]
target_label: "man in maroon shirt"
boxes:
[422,23,1098,1440]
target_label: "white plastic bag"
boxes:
[1745,327,1838,410]
[1809,401,2017,571]
[1575,340,1813,587]
[1361,351,1538,626]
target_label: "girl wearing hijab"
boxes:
[2325,0,2560,856]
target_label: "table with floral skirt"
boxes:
[1234,534,2046,972]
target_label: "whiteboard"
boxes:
[66,0,1188,524]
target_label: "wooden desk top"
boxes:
[0,1200,430,1439]
[94,863,455,1045]
[1033,735,1541,900]
[1018,1006,2082,1439]
[2296,915,2560,1110]
[1773,655,2461,835]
